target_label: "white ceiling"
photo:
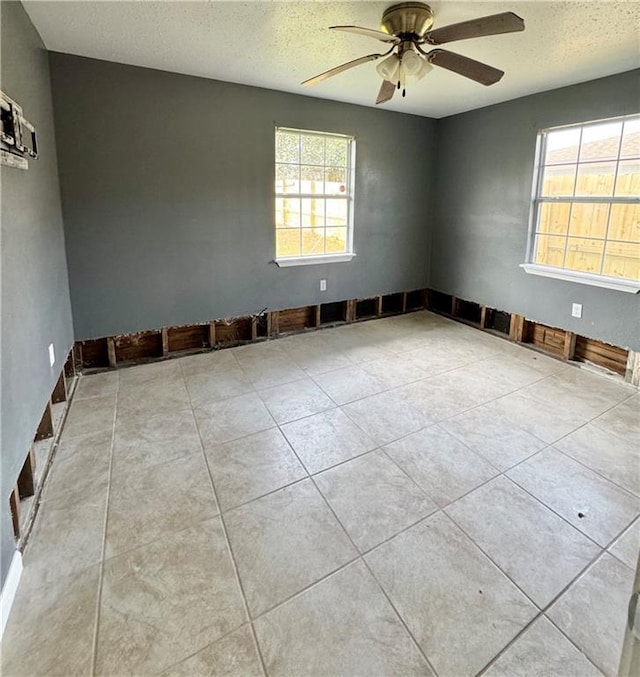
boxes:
[23,0,640,118]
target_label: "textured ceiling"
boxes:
[23,0,640,118]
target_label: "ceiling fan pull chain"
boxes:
[402,88,406,97]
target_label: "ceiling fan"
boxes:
[302,2,525,104]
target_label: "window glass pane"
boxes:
[574,162,616,196]
[564,237,604,274]
[544,128,581,165]
[301,198,325,227]
[602,241,640,280]
[608,204,640,243]
[535,234,566,267]
[537,202,571,235]
[276,132,299,164]
[325,167,348,196]
[540,164,577,196]
[276,229,301,258]
[614,159,640,197]
[568,203,610,239]
[300,165,324,193]
[325,199,348,227]
[579,121,622,162]
[274,129,353,259]
[301,228,326,255]
[300,135,324,165]
[325,137,349,167]
[532,117,640,283]
[325,227,348,253]
[276,163,299,194]
[620,118,640,159]
[277,198,300,228]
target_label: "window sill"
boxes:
[520,264,640,294]
[275,253,356,268]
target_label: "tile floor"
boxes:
[2,311,639,677]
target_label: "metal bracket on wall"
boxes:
[1,90,38,170]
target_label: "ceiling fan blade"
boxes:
[330,25,400,43]
[376,79,396,105]
[302,53,385,87]
[428,49,504,86]
[423,12,524,45]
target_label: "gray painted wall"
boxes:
[48,53,436,340]
[0,0,74,586]
[431,70,640,350]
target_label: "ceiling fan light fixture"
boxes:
[414,56,433,80]
[401,49,421,76]
[375,53,400,82]
[303,3,525,104]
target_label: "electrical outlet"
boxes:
[48,343,55,367]
[320,279,327,292]
[572,303,582,319]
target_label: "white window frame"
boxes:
[521,114,640,294]
[274,127,356,267]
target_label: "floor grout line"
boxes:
[180,360,270,677]
[278,428,442,677]
[262,404,438,677]
[89,370,120,677]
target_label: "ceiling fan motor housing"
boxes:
[381,2,434,39]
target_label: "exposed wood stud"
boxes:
[64,349,76,379]
[479,306,488,329]
[161,328,169,356]
[9,486,20,540]
[509,314,526,342]
[73,343,83,372]
[67,288,631,386]
[254,313,268,339]
[267,311,280,337]
[346,300,356,323]
[563,332,577,361]
[17,448,36,499]
[625,351,640,386]
[107,338,117,368]
[51,370,66,404]
[34,402,54,442]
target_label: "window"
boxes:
[275,127,355,266]
[523,114,640,292]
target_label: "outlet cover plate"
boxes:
[320,279,327,292]
[572,303,583,318]
[48,343,55,367]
